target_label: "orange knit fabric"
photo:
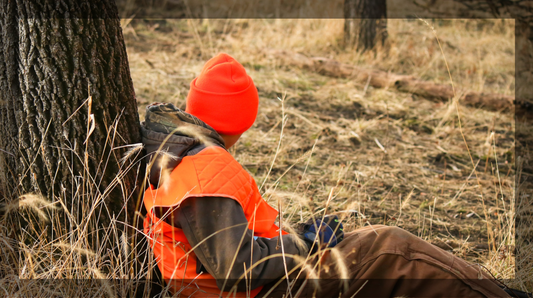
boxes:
[185,53,259,135]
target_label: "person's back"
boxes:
[142,54,307,297]
[142,104,293,296]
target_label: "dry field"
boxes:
[124,18,523,290]
[2,18,529,297]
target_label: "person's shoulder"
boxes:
[185,146,254,195]
[185,146,241,172]
[189,145,232,160]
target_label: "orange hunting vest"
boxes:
[143,146,285,297]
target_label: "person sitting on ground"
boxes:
[141,53,525,298]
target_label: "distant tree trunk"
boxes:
[344,0,388,52]
[0,1,142,234]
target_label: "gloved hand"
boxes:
[300,215,344,254]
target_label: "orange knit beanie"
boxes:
[185,53,259,135]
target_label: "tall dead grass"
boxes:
[0,112,150,297]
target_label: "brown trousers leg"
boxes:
[258,225,509,298]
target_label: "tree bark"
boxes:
[344,0,387,51]
[0,0,142,240]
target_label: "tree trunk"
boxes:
[344,0,387,52]
[0,0,142,249]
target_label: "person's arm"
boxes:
[171,196,308,292]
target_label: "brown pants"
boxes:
[258,225,509,298]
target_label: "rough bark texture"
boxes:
[270,49,516,111]
[0,1,142,229]
[344,0,387,51]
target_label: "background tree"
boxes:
[344,0,388,51]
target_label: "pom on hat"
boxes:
[185,53,259,135]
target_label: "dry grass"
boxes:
[0,113,149,296]
[1,18,528,297]
[125,18,523,290]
